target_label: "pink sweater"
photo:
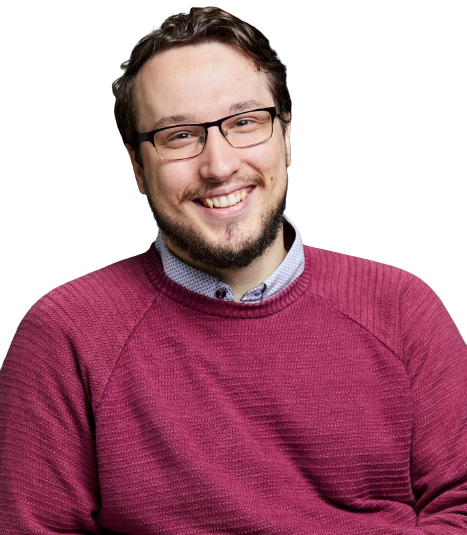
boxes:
[1,244,467,534]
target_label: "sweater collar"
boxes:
[143,239,312,320]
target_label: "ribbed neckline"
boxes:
[142,244,312,319]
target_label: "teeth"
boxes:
[201,187,251,209]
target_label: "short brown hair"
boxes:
[112,6,291,150]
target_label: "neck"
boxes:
[164,228,287,302]
[211,230,287,302]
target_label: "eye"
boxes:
[167,131,196,142]
[227,116,263,134]
[155,126,204,148]
[235,118,258,128]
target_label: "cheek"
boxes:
[264,134,288,168]
[249,145,281,176]
[147,164,197,205]
[263,147,287,184]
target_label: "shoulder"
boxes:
[303,245,452,360]
[304,244,425,301]
[30,248,159,327]
[6,247,162,407]
[30,248,154,321]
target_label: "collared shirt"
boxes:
[154,215,305,303]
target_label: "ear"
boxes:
[126,144,146,194]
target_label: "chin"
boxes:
[147,192,287,271]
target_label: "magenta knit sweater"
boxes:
[1,245,467,534]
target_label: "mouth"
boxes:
[196,186,253,209]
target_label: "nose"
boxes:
[197,125,242,182]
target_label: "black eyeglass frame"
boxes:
[134,105,281,161]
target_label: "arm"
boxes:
[0,298,101,534]
[402,276,467,533]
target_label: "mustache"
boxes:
[178,174,266,204]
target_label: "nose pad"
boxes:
[201,125,229,148]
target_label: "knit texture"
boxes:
[1,244,467,534]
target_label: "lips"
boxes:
[197,186,253,209]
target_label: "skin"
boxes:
[127,42,291,302]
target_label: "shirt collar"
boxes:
[154,215,304,303]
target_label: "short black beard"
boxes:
[145,182,287,270]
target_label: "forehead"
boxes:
[134,42,274,129]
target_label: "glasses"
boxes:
[134,106,280,161]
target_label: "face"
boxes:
[128,42,291,271]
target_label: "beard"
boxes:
[144,174,287,271]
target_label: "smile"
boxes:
[198,186,253,209]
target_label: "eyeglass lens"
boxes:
[154,110,274,160]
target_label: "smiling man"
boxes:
[1,7,467,535]
[128,42,292,300]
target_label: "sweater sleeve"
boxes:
[0,298,101,534]
[401,276,467,533]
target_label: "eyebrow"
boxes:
[228,100,266,114]
[150,100,269,130]
[151,114,196,130]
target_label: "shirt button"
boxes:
[215,288,227,299]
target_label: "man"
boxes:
[1,6,466,534]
